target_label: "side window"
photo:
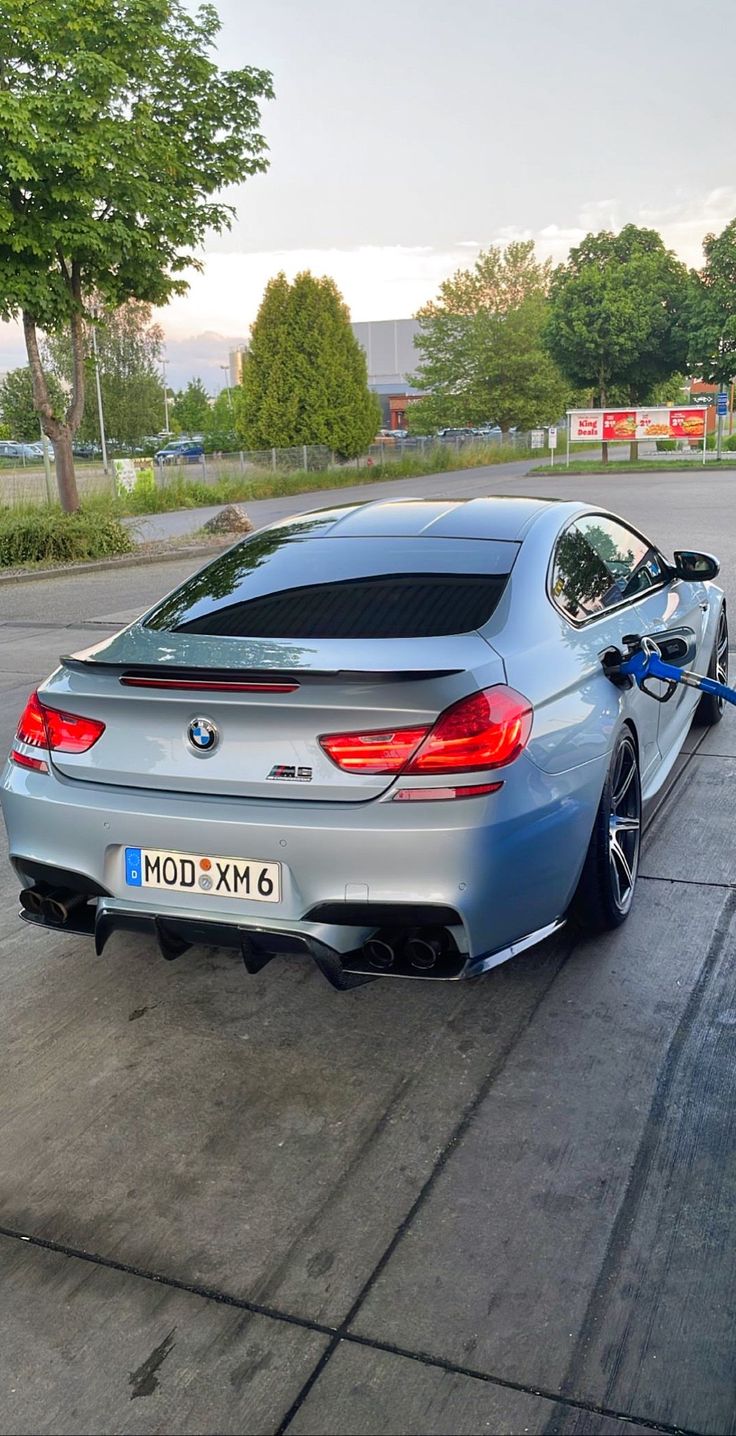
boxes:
[552,516,666,621]
[552,523,612,620]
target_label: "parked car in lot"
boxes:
[436,427,475,441]
[473,424,503,438]
[0,440,52,461]
[1,496,726,990]
[154,439,205,465]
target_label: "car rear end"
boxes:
[0,508,579,984]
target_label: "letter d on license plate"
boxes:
[125,846,280,902]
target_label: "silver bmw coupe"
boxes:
[1,496,726,988]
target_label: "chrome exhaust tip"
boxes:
[401,930,447,976]
[363,936,396,971]
[43,890,88,927]
[19,886,45,916]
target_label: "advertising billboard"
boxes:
[568,407,706,443]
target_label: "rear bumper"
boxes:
[2,749,607,972]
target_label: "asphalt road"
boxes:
[1,465,736,1435]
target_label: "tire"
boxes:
[571,727,641,932]
[694,605,728,727]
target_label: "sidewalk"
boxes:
[121,459,538,543]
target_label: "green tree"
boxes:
[407,241,570,433]
[545,225,690,459]
[239,271,380,458]
[688,218,736,388]
[0,366,66,441]
[0,0,272,509]
[171,378,212,435]
[44,300,166,447]
[203,386,239,449]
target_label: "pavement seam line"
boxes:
[640,873,735,889]
[548,883,736,1424]
[275,933,581,1434]
[0,1226,692,1436]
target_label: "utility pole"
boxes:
[162,357,170,434]
[91,324,109,475]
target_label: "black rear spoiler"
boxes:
[60,657,463,685]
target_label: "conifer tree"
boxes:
[239,272,380,457]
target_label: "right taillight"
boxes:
[319,686,532,778]
[407,686,532,774]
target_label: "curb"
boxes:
[0,541,229,588]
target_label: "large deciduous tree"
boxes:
[239,272,380,458]
[407,240,571,433]
[0,0,272,509]
[545,225,690,458]
[688,218,736,388]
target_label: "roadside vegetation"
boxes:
[0,506,133,569]
[0,439,535,568]
[103,440,542,516]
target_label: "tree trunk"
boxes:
[22,310,81,512]
[23,262,87,513]
[53,428,79,512]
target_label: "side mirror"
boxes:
[673,550,720,582]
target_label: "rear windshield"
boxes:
[144,529,515,640]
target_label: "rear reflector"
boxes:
[319,686,532,777]
[13,691,105,755]
[393,782,502,802]
[10,749,49,773]
[319,725,429,775]
[120,676,299,693]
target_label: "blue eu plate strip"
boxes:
[125,846,142,887]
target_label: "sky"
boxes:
[2,0,736,390]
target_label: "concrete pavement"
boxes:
[1,469,736,1434]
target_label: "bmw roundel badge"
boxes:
[187,716,219,753]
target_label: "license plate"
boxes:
[124,846,280,903]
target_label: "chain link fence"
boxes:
[1,431,537,506]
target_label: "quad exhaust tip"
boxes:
[360,927,453,975]
[363,936,396,971]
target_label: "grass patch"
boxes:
[0,506,133,568]
[110,442,537,516]
[534,459,731,475]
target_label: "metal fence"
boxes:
[1,431,535,506]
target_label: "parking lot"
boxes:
[1,464,735,1435]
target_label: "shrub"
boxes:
[0,507,133,568]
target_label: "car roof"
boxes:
[271,495,578,543]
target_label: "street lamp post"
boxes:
[91,324,109,476]
[162,357,170,434]
[219,364,232,414]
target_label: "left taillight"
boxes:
[11,690,105,771]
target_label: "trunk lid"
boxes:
[42,632,505,802]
